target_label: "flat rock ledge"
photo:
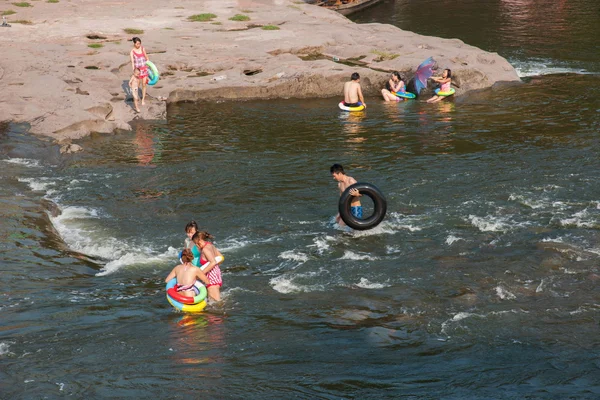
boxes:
[0,0,520,142]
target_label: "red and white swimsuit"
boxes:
[200,245,223,288]
[132,47,148,81]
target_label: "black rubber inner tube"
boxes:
[338,182,387,230]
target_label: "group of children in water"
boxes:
[342,68,453,108]
[164,221,224,303]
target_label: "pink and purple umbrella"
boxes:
[413,57,435,95]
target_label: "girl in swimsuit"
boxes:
[381,71,406,102]
[164,248,210,298]
[192,231,224,302]
[184,220,198,250]
[427,69,452,103]
[129,37,150,106]
[179,220,201,264]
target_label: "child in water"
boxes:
[381,71,406,102]
[427,69,452,103]
[192,231,224,302]
[164,248,210,298]
[128,68,142,112]
[184,220,198,250]
[182,220,202,265]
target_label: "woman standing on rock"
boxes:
[129,37,150,106]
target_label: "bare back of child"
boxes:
[165,248,210,298]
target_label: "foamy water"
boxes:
[270,270,327,294]
[2,158,42,168]
[339,250,378,261]
[355,277,390,289]
[0,342,13,357]
[513,61,594,78]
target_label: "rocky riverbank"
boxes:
[0,0,520,143]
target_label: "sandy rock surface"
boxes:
[0,0,520,140]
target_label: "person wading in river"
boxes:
[330,163,361,227]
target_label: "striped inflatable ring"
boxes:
[166,278,207,313]
[166,279,207,305]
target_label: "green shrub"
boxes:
[229,14,250,21]
[262,25,280,30]
[371,49,399,61]
[88,43,103,49]
[188,13,216,22]
[123,28,144,34]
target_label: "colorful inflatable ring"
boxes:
[146,61,159,86]
[338,101,365,112]
[435,88,455,96]
[166,279,207,305]
[166,278,207,312]
[147,69,158,86]
[392,91,416,99]
[167,294,207,313]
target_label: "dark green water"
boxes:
[2,1,600,398]
[353,0,600,76]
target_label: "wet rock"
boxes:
[60,143,83,154]
[85,103,113,120]
[41,198,62,217]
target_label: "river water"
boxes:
[2,1,600,398]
